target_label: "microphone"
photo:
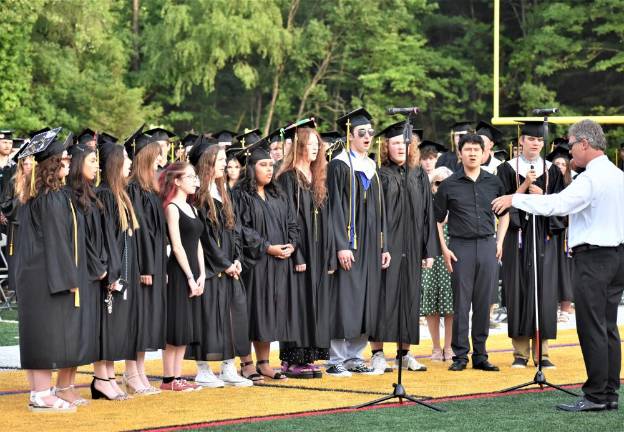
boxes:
[386,107,420,115]
[532,108,559,116]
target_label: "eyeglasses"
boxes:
[568,139,582,148]
[356,129,375,138]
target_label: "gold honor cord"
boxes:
[449,131,454,153]
[346,118,353,249]
[376,137,382,168]
[8,225,13,256]
[68,199,80,308]
[96,148,101,186]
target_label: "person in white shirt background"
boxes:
[492,119,624,413]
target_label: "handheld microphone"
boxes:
[532,108,559,116]
[386,107,420,115]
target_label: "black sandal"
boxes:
[240,361,264,383]
[256,359,288,380]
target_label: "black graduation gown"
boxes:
[373,163,439,344]
[277,170,336,350]
[326,157,386,340]
[16,190,95,369]
[497,162,565,339]
[128,182,167,351]
[234,187,299,343]
[186,198,251,360]
[96,186,139,361]
[1,177,21,296]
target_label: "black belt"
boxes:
[572,243,624,255]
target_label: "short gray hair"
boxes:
[568,119,607,151]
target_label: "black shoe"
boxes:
[473,361,500,371]
[606,401,618,410]
[448,361,467,371]
[556,397,606,412]
[534,359,556,369]
[512,358,528,368]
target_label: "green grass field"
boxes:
[0,308,18,346]
[200,391,622,432]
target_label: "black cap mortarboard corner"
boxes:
[213,130,236,145]
[234,137,270,166]
[97,139,119,172]
[97,132,118,146]
[476,120,503,143]
[12,138,25,149]
[336,108,372,132]
[181,133,199,148]
[77,128,97,146]
[143,127,175,142]
[188,135,219,166]
[283,118,317,141]
[418,140,447,154]
[494,148,510,162]
[122,124,145,160]
[451,121,473,133]
[20,127,73,162]
[320,131,343,144]
[68,142,95,160]
[546,143,571,162]
[519,121,546,138]
[0,130,13,140]
[267,127,285,144]
[235,129,263,148]
[12,139,30,162]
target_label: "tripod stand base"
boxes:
[355,383,445,411]
[500,370,579,396]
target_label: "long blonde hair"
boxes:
[14,156,33,204]
[276,127,328,208]
[104,146,139,231]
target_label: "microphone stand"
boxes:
[500,112,577,397]
[356,112,443,412]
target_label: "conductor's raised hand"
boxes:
[337,249,355,271]
[442,248,458,273]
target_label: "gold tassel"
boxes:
[96,148,101,186]
[450,130,454,153]
[376,137,381,168]
[169,141,174,163]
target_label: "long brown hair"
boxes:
[130,142,161,193]
[380,134,421,169]
[34,154,65,197]
[553,156,572,186]
[14,156,33,204]
[196,147,235,230]
[104,146,139,231]
[67,147,102,211]
[276,127,327,207]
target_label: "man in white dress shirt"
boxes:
[492,119,624,412]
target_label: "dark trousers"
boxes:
[449,236,498,365]
[573,245,624,403]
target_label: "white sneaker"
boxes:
[219,360,253,387]
[325,364,352,377]
[370,351,389,374]
[395,353,427,371]
[195,362,225,388]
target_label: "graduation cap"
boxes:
[28,127,50,138]
[336,107,372,132]
[320,131,343,144]
[546,143,571,162]
[226,144,244,162]
[476,120,503,143]
[19,127,73,162]
[188,135,219,166]
[143,127,175,142]
[233,137,270,166]
[97,132,118,146]
[519,121,546,138]
[0,130,13,140]
[97,139,120,172]
[283,118,317,141]
[493,146,510,162]
[451,121,473,133]
[76,128,97,146]
[68,142,95,159]
[181,133,199,148]
[122,123,145,160]
[213,130,236,145]
[419,140,447,153]
[12,138,25,149]
[11,139,30,162]
[267,127,285,144]
[235,128,263,148]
